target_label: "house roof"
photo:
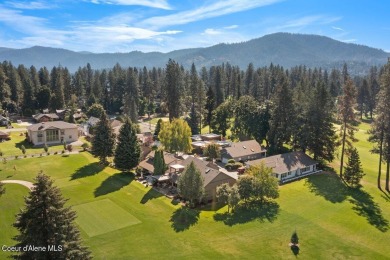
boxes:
[246,151,317,174]
[221,140,266,159]
[0,130,9,137]
[110,119,122,128]
[138,151,180,173]
[27,121,78,131]
[33,113,59,120]
[179,156,233,187]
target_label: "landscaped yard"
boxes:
[0,121,389,259]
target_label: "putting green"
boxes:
[73,199,141,237]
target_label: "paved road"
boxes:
[0,180,34,190]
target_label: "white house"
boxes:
[27,121,79,146]
[245,151,320,183]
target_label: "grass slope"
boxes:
[0,121,389,259]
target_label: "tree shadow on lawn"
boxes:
[170,206,200,232]
[94,172,134,197]
[140,187,163,204]
[213,200,280,226]
[305,173,348,203]
[71,162,102,180]
[348,188,389,232]
[306,173,389,232]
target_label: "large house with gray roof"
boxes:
[221,140,266,163]
[27,121,79,146]
[245,151,320,183]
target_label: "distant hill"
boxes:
[0,33,388,74]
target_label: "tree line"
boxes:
[1,58,389,190]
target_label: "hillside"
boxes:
[0,33,388,73]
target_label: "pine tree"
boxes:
[177,161,204,205]
[153,149,166,175]
[113,117,140,171]
[164,59,183,121]
[91,112,115,164]
[154,118,163,137]
[87,103,105,118]
[343,147,365,187]
[338,77,357,177]
[268,74,295,153]
[291,231,299,245]
[13,172,91,259]
[187,104,199,135]
[204,86,215,132]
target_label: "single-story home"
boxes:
[179,156,237,200]
[220,140,267,163]
[27,121,79,146]
[138,151,181,174]
[245,151,320,183]
[0,130,10,142]
[33,113,60,123]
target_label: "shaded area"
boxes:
[170,207,200,232]
[306,174,389,232]
[305,173,348,203]
[213,200,279,226]
[140,187,163,204]
[94,172,134,197]
[349,188,389,232]
[71,162,101,180]
[290,245,300,256]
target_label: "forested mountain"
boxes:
[0,33,388,74]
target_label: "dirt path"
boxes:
[0,180,34,190]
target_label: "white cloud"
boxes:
[5,0,57,10]
[332,26,344,31]
[140,0,283,29]
[86,0,171,10]
[224,25,239,29]
[203,28,222,35]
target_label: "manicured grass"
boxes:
[0,121,389,259]
[0,184,29,260]
[74,199,141,237]
[0,132,82,157]
[147,116,169,125]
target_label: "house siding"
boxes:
[28,128,78,146]
[204,173,236,200]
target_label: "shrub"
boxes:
[66,144,73,152]
[81,143,90,151]
[43,144,49,153]
[227,159,235,164]
[54,151,58,155]
[0,149,3,157]
[15,155,19,159]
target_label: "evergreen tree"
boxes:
[177,161,204,205]
[0,67,11,105]
[204,86,215,132]
[299,82,337,162]
[338,77,357,177]
[291,231,299,245]
[187,104,200,135]
[50,66,65,109]
[91,112,115,164]
[114,117,140,171]
[154,118,163,137]
[268,75,295,153]
[153,149,166,175]
[13,173,91,259]
[343,147,365,187]
[123,68,139,122]
[164,59,183,121]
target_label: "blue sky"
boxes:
[0,0,389,53]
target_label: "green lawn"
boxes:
[0,132,83,157]
[0,121,389,259]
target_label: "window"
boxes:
[60,130,65,135]
[281,173,287,179]
[37,132,43,143]
[300,166,310,173]
[69,135,72,139]
[46,129,59,142]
